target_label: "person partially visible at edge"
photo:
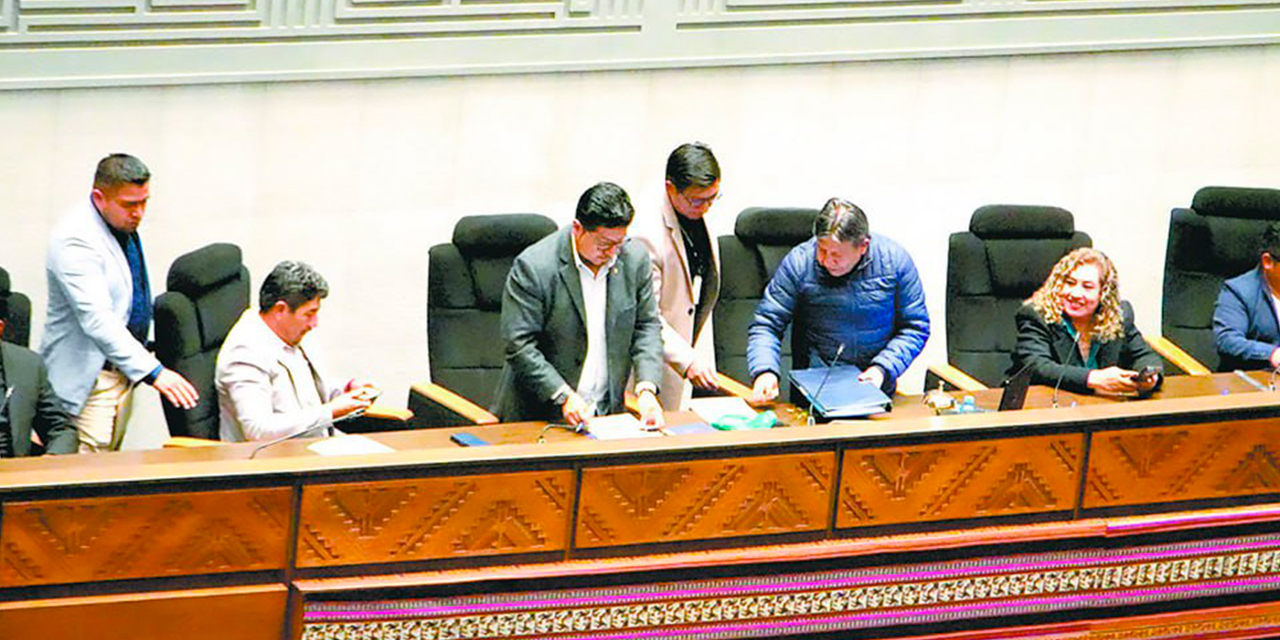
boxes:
[1214,221,1280,372]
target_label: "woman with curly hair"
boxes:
[1009,247,1162,395]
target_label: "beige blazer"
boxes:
[633,193,721,410]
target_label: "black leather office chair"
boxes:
[154,243,251,440]
[410,213,558,427]
[0,267,32,347]
[1163,186,1280,372]
[933,205,1092,389]
[714,207,819,400]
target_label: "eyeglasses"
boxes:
[681,190,721,208]
[588,230,627,252]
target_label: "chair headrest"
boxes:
[735,207,819,245]
[0,267,9,296]
[1191,186,1280,220]
[970,205,1075,239]
[454,214,557,257]
[167,243,244,295]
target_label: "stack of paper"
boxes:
[585,414,662,441]
[788,365,891,419]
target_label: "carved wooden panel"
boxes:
[1084,420,1280,509]
[574,453,834,548]
[297,470,574,567]
[837,435,1083,528]
[0,488,291,587]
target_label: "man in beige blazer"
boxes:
[215,261,377,442]
[633,143,723,410]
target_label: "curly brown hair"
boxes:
[1027,247,1124,341]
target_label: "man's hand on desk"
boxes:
[750,372,779,404]
[327,388,373,419]
[1270,347,1280,370]
[685,359,720,390]
[636,389,664,428]
[857,365,885,391]
[561,391,592,427]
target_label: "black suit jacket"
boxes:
[492,226,663,422]
[1009,301,1162,394]
[2,341,78,456]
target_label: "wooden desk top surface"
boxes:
[1,371,1276,493]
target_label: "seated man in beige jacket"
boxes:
[633,142,724,410]
[216,261,376,442]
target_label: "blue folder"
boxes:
[788,365,892,419]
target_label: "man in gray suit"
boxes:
[41,154,198,451]
[493,182,665,428]
[0,289,78,457]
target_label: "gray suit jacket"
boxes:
[41,200,160,414]
[2,342,78,456]
[492,226,663,422]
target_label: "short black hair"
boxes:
[0,293,8,322]
[575,182,635,231]
[259,261,329,313]
[94,153,150,189]
[1262,222,1280,262]
[813,198,869,244]
[665,142,720,192]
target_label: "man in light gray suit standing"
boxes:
[492,182,665,428]
[42,153,198,452]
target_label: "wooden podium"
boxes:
[2,372,1279,640]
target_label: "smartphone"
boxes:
[450,432,490,447]
[1135,366,1159,384]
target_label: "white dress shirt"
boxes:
[572,245,615,416]
[215,310,341,442]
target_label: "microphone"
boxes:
[812,343,846,409]
[1052,328,1084,409]
[249,422,336,459]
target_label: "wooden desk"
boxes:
[2,372,1279,640]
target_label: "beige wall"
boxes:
[3,45,1278,447]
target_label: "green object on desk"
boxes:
[711,410,777,431]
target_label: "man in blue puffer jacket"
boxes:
[747,198,930,401]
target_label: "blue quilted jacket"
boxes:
[746,234,930,390]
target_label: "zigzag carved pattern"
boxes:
[1217,445,1280,492]
[0,489,291,587]
[860,449,944,500]
[576,454,834,548]
[799,458,832,492]
[453,501,547,552]
[325,486,418,538]
[298,471,572,567]
[975,463,1058,513]
[1111,431,1188,479]
[1085,421,1280,508]
[604,468,688,518]
[922,446,996,516]
[664,465,744,537]
[99,499,192,578]
[578,506,616,545]
[837,436,1080,529]
[1168,427,1235,496]
[840,487,875,523]
[723,481,809,533]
